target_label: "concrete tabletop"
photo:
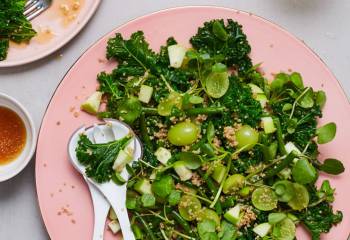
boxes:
[0,0,349,239]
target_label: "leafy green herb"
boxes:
[190,19,252,73]
[0,0,36,60]
[298,202,342,240]
[315,90,326,109]
[319,158,344,175]
[198,220,218,240]
[151,175,174,198]
[316,122,336,144]
[168,190,181,206]
[218,221,236,240]
[76,134,131,183]
[317,180,335,203]
[0,39,9,60]
[220,76,263,127]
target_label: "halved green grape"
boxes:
[223,174,245,194]
[168,122,200,146]
[157,92,182,116]
[235,125,259,150]
[287,183,309,210]
[272,218,296,240]
[196,208,220,226]
[272,180,295,202]
[178,195,202,221]
[157,99,174,116]
[205,71,229,98]
[252,187,278,211]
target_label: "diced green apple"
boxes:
[112,149,133,172]
[256,93,268,108]
[109,208,118,220]
[134,178,152,195]
[80,91,102,114]
[211,164,226,183]
[253,222,272,237]
[285,142,301,163]
[173,161,192,181]
[168,44,187,68]
[261,116,276,134]
[224,205,241,225]
[154,147,172,165]
[108,220,121,234]
[138,85,153,103]
[248,83,264,94]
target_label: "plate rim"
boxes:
[35,5,350,239]
[0,0,102,68]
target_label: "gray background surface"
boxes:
[0,0,349,239]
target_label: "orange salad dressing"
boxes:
[0,106,26,165]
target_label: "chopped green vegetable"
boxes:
[0,0,36,60]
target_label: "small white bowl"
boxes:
[0,93,36,182]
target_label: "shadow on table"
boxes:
[0,159,50,239]
[270,0,333,13]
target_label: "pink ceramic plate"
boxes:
[36,6,350,240]
[0,0,101,67]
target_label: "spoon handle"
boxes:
[87,181,110,240]
[107,187,135,240]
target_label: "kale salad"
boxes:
[0,0,36,60]
[76,19,344,240]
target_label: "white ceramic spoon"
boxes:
[88,125,111,240]
[70,125,110,240]
[68,119,142,240]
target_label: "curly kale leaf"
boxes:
[298,202,342,240]
[190,19,252,73]
[76,134,131,183]
[0,0,36,60]
[271,95,322,153]
[106,31,158,73]
[105,32,193,99]
[220,76,263,127]
[0,39,9,61]
[231,146,264,174]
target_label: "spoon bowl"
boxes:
[68,119,143,240]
